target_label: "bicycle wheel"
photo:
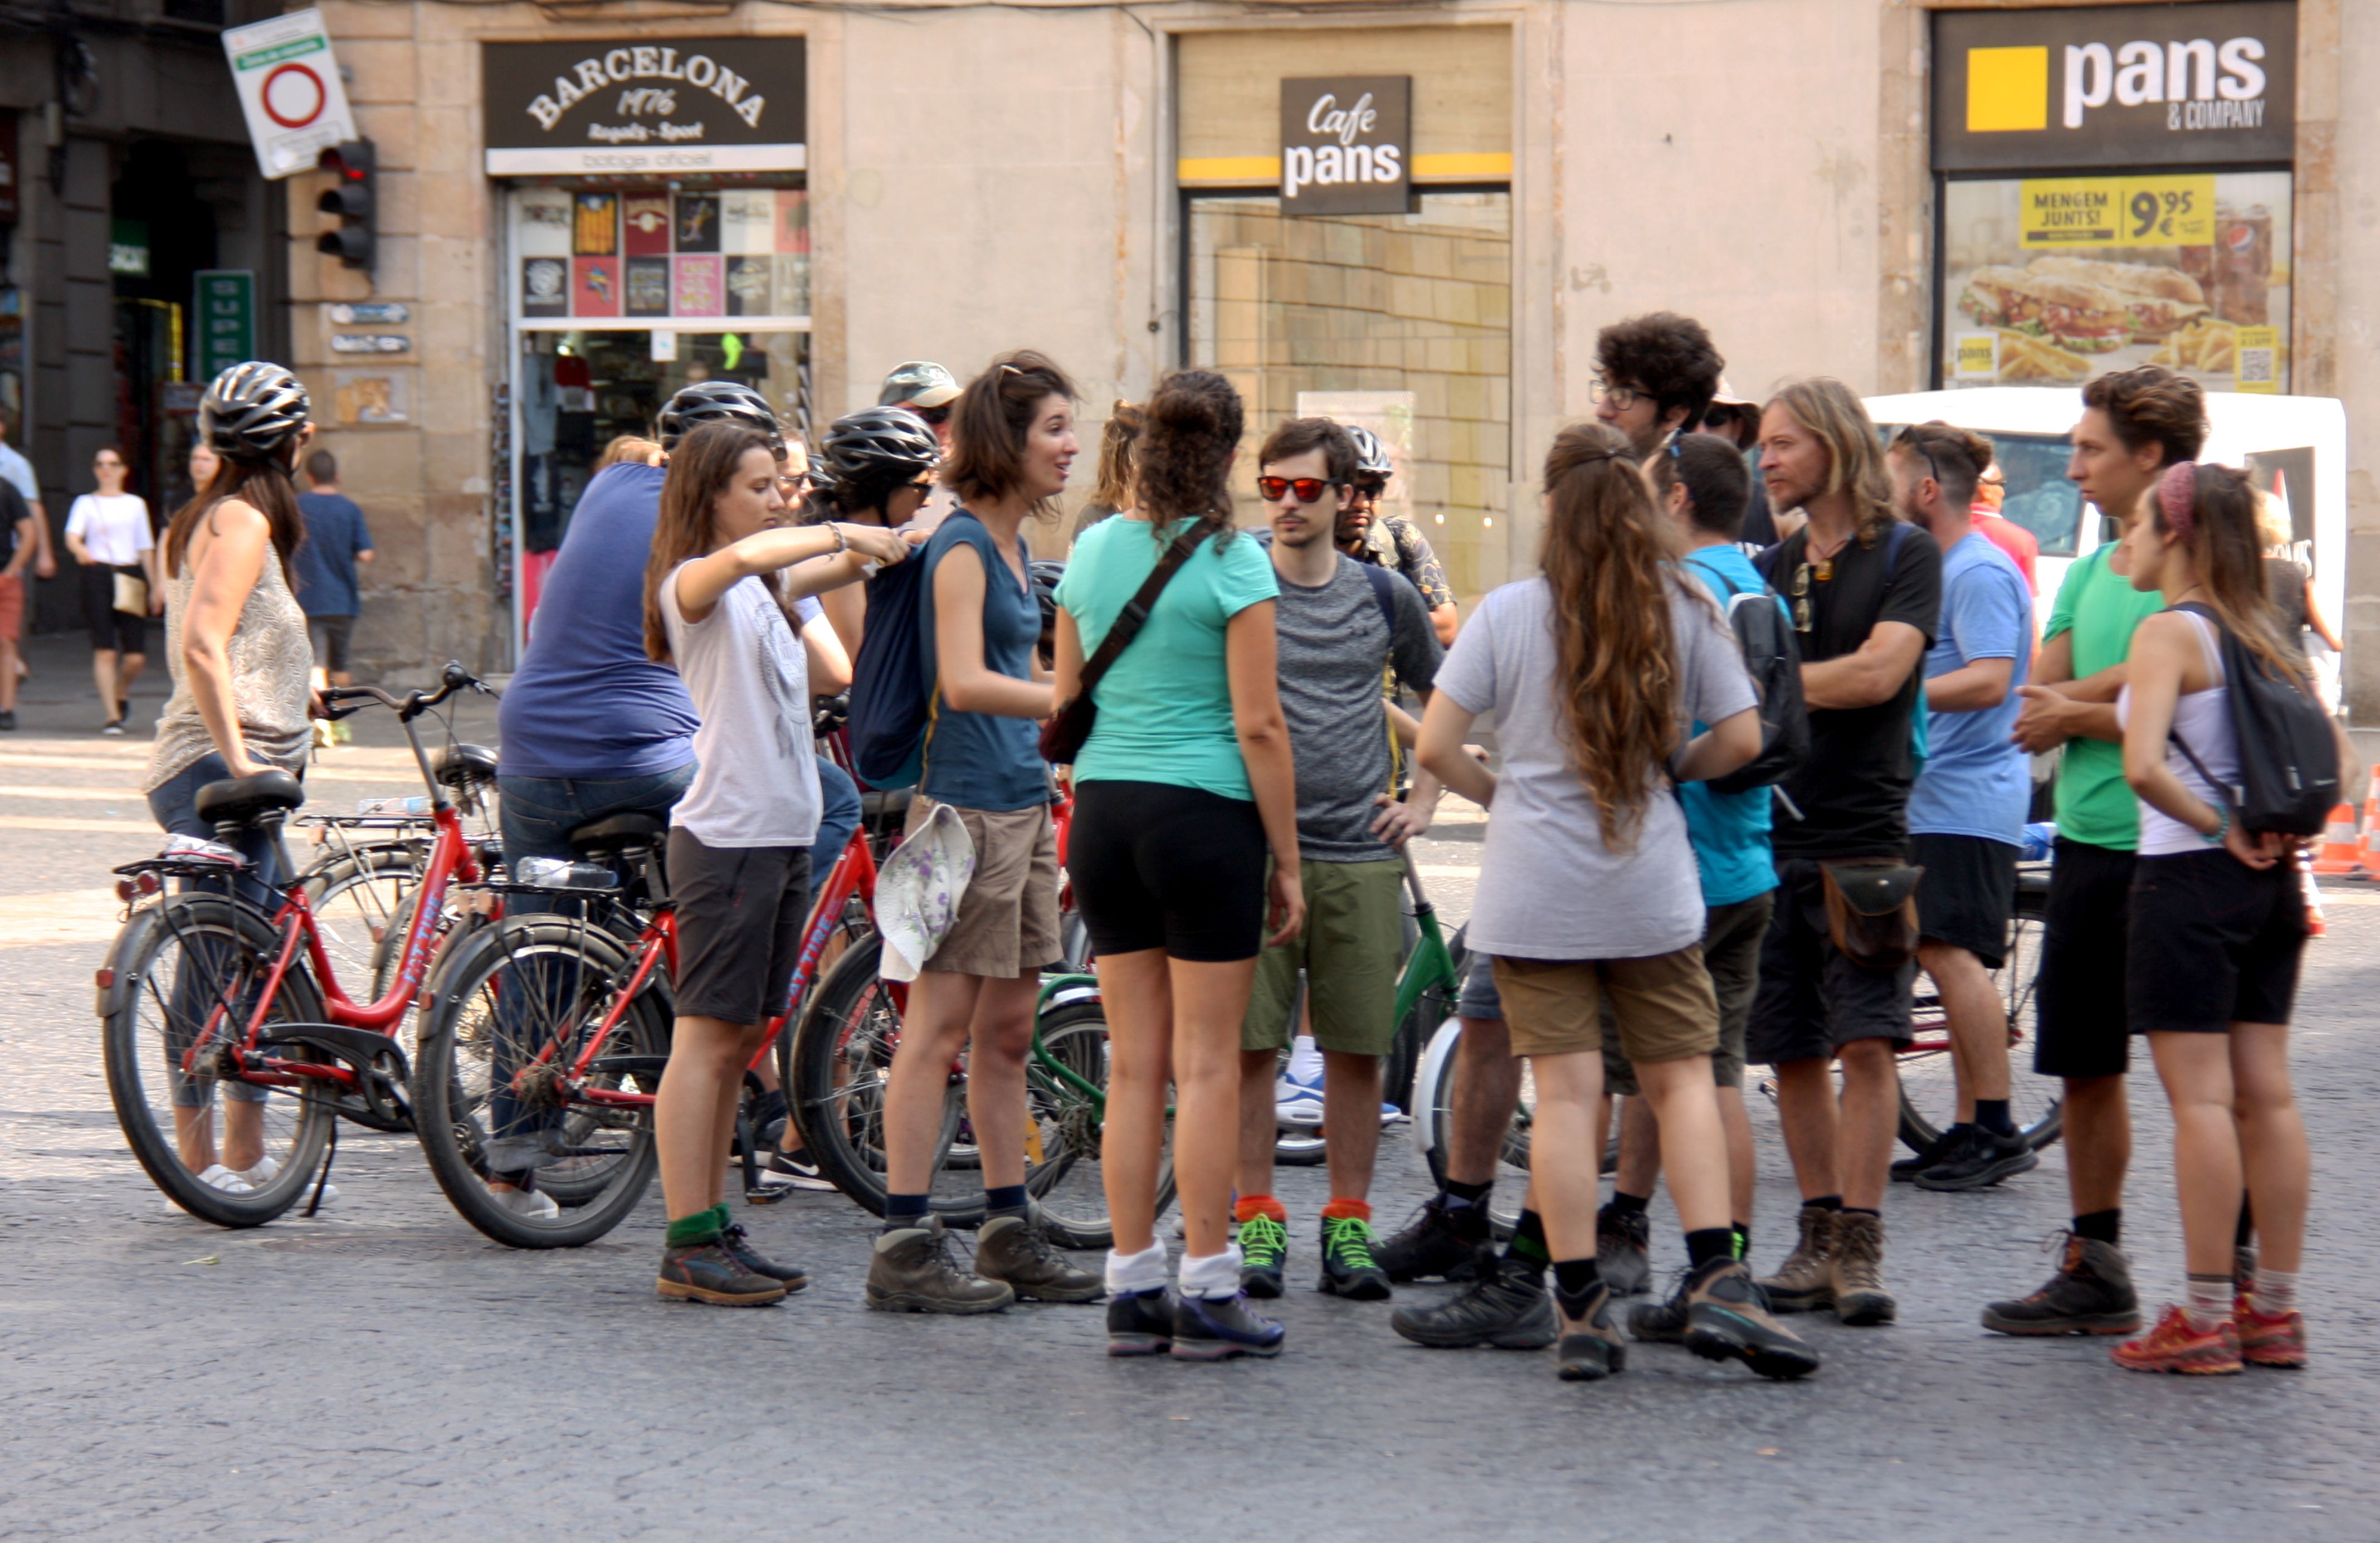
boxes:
[303,841,424,992]
[1411,1018,1532,1242]
[411,916,668,1248]
[101,894,336,1227]
[1895,907,2063,1153]
[1026,998,1175,1250]
[787,934,975,1223]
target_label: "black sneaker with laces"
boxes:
[1389,1248,1555,1349]
[1374,1192,1489,1283]
[1318,1214,1391,1301]
[1553,1281,1627,1381]
[1171,1291,1285,1361]
[747,1148,837,1203]
[1238,1213,1289,1299]
[1914,1125,2040,1191]
[1627,1272,1692,1344]
[1596,1203,1652,1296]
[657,1240,788,1306]
[1683,1259,1819,1379]
[1890,1128,1956,1182]
[1106,1288,1174,1356]
[719,1221,808,1289]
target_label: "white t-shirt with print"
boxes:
[66,494,153,567]
[657,563,822,848]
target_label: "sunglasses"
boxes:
[1788,561,1814,634]
[1257,475,1340,504]
[909,405,950,428]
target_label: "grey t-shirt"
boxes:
[1436,575,1755,960]
[1274,555,1443,861]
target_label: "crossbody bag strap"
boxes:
[1076,532,1197,700]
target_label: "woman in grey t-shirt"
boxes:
[1416,421,1817,1383]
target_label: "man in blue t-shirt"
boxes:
[1889,424,2036,1194]
[294,451,375,689]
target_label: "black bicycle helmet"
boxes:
[818,406,940,487]
[1344,424,1394,484]
[656,379,782,454]
[199,362,310,461]
[1028,559,1065,664]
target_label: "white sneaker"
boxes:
[490,1184,560,1221]
[163,1164,255,1211]
[1274,1068,1326,1128]
[241,1155,338,1204]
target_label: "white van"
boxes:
[1862,388,2348,649]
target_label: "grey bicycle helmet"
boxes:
[199,362,310,461]
[1344,424,1394,484]
[819,406,940,485]
[656,379,782,454]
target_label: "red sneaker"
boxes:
[2111,1304,2242,1375]
[2237,1303,2307,1369]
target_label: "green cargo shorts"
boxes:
[1243,858,1405,1057]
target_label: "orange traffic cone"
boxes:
[2311,802,2363,875]
[2361,768,2380,881]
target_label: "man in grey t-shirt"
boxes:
[1232,418,1445,1304]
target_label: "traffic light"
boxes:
[316,140,375,272]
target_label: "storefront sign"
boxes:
[222,9,359,179]
[328,301,408,325]
[331,333,411,354]
[192,270,256,382]
[482,39,807,177]
[108,220,150,276]
[1933,2,2294,171]
[1280,77,1410,216]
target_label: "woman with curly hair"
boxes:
[1414,421,1817,1385]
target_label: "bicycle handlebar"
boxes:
[320,662,498,723]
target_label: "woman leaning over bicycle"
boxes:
[1054,369,1304,1361]
[865,352,1104,1314]
[642,420,911,1307]
[138,361,318,1201]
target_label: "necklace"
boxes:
[1807,529,1854,583]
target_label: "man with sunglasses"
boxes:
[1333,425,1457,647]
[1232,417,1445,1303]
[879,360,962,530]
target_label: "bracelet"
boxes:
[2200,805,2231,845]
[825,522,848,556]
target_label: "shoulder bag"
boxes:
[1039,531,1197,766]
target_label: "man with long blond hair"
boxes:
[1746,378,1943,1329]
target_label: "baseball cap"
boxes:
[878,361,962,410]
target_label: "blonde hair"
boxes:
[1766,378,1897,543]
[597,435,662,470]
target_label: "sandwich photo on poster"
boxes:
[1939,170,2289,392]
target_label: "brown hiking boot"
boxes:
[974,1213,1101,1302]
[1756,1204,1836,1313]
[1829,1210,1896,1326]
[1980,1233,2139,1336]
[865,1218,1016,1315]
[1550,1281,1627,1382]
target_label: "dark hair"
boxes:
[1891,421,1993,512]
[1257,417,1355,483]
[643,421,781,663]
[1650,432,1753,540]
[1091,401,1145,511]
[2082,365,2207,468]
[1134,369,1244,551]
[305,449,338,486]
[163,456,305,585]
[1596,313,1725,430]
[2151,463,2300,685]
[942,349,1076,513]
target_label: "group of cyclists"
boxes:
[136,311,2322,1381]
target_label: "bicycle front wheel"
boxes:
[412,916,667,1248]
[1026,997,1174,1249]
[1411,1016,1530,1242]
[101,895,336,1227]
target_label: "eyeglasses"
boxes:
[1256,475,1340,504]
[1590,377,1642,411]
[779,471,812,495]
[1787,561,1813,634]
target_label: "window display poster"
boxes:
[626,257,671,317]
[513,186,808,322]
[521,256,568,318]
[722,191,775,254]
[675,193,720,253]
[516,188,572,257]
[1940,169,2288,392]
[674,255,724,317]
[572,257,622,318]
[573,193,618,256]
[623,193,671,256]
[776,191,809,255]
[726,256,773,317]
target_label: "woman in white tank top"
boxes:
[2111,461,2314,1376]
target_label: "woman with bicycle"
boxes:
[862,352,1103,1314]
[1054,369,1304,1360]
[642,420,911,1306]
[2110,463,2317,1374]
[138,362,318,1201]
[1413,422,1817,1383]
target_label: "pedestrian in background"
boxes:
[64,445,160,736]
[293,450,376,701]
[0,473,34,729]
[1069,398,1143,549]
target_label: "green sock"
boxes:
[666,1206,726,1248]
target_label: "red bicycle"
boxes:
[99,664,498,1227]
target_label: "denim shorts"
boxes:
[1456,945,1502,1020]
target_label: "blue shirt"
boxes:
[498,463,699,780]
[293,493,374,616]
[917,510,1048,812]
[1909,532,2032,843]
[1678,546,1785,908]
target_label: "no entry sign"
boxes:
[222,8,358,179]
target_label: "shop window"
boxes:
[1187,190,1510,601]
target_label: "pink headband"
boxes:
[2158,461,2198,538]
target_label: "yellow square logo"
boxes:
[1967,46,2049,133]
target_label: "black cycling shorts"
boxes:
[1069,780,1266,963]
[2127,848,2306,1035]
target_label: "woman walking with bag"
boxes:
[66,445,162,733]
[2111,462,2320,1373]
[1052,369,1304,1361]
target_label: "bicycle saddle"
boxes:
[569,810,667,855]
[193,768,306,828]
[432,742,499,788]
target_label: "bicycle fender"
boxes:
[94,904,165,1021]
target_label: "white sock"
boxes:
[2255,1265,2299,1316]
[1178,1245,1244,1301]
[1104,1239,1168,1297]
[1286,1034,1323,1083]
[2184,1272,2232,1332]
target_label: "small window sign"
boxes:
[1279,76,1410,217]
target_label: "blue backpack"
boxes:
[847,556,933,789]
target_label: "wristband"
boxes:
[826,523,848,556]
[2200,805,2231,846]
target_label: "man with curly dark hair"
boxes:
[1593,313,1727,459]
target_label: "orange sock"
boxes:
[1321,1198,1372,1222]
[1234,1194,1286,1224]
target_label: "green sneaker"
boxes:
[1238,1214,1289,1299]
[1319,1214,1392,1301]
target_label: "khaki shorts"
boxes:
[906,796,1061,979]
[1603,892,1774,1096]
[1242,858,1405,1057]
[1491,947,1719,1066]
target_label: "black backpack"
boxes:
[2170,602,2339,837]
[1698,560,1809,795]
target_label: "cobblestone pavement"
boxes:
[3,635,2379,1540]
